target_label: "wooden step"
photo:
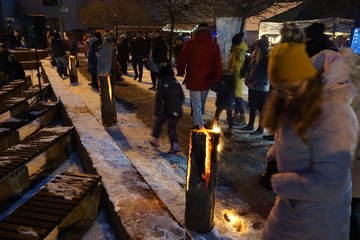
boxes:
[0,127,73,203]
[0,172,101,240]
[0,84,50,122]
[21,61,38,71]
[0,76,32,102]
[0,101,59,152]
[10,49,49,62]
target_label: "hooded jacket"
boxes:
[228,41,248,97]
[155,75,185,118]
[176,27,222,91]
[262,50,358,240]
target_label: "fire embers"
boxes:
[186,125,220,191]
[185,124,220,233]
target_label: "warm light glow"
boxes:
[186,133,193,191]
[69,55,76,70]
[186,121,221,190]
[217,141,222,152]
[107,75,112,101]
[223,211,249,233]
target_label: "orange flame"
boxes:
[186,121,220,191]
[107,75,112,101]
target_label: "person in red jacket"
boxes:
[176,23,222,128]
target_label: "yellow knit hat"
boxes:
[268,42,317,88]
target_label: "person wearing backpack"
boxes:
[228,32,248,126]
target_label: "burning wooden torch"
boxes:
[68,55,78,85]
[98,74,117,127]
[185,122,221,233]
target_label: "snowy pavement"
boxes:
[41,56,275,239]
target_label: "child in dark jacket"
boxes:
[149,65,185,154]
[213,66,235,133]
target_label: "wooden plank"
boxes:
[0,222,47,236]
[32,195,77,206]
[0,229,39,240]
[17,205,67,217]
[4,216,55,229]
[12,211,62,223]
[25,200,74,211]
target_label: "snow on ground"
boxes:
[41,58,264,239]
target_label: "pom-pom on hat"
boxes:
[268,42,317,88]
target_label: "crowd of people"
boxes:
[45,22,360,239]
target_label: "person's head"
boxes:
[304,22,325,40]
[197,23,209,29]
[153,30,161,38]
[263,39,322,141]
[93,32,101,40]
[158,64,174,79]
[255,37,269,51]
[304,22,338,57]
[231,32,244,46]
[280,23,304,43]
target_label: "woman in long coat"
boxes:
[261,23,358,240]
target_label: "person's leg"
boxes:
[190,91,203,128]
[235,97,245,115]
[132,58,138,79]
[54,57,62,76]
[120,59,127,74]
[226,108,234,129]
[241,89,255,130]
[213,107,222,124]
[61,55,68,76]
[350,198,360,240]
[91,73,98,89]
[167,118,180,153]
[150,71,157,90]
[149,115,167,147]
[254,90,269,133]
[138,58,143,82]
[200,90,209,115]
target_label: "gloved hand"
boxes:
[259,160,278,191]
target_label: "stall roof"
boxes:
[263,0,360,22]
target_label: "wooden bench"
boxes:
[0,172,101,240]
[0,101,59,152]
[0,84,50,123]
[0,127,73,203]
[0,76,32,103]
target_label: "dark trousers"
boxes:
[152,115,179,144]
[234,97,245,115]
[132,57,143,80]
[351,198,360,240]
[214,107,233,128]
[150,71,158,87]
[248,89,269,129]
[91,73,98,87]
[119,59,128,74]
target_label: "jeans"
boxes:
[190,90,209,127]
[54,55,68,75]
[132,57,143,80]
[234,97,245,115]
[152,115,179,144]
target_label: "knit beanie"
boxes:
[268,42,317,88]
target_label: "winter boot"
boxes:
[149,136,160,148]
[168,142,181,154]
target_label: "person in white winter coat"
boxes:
[261,23,359,240]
